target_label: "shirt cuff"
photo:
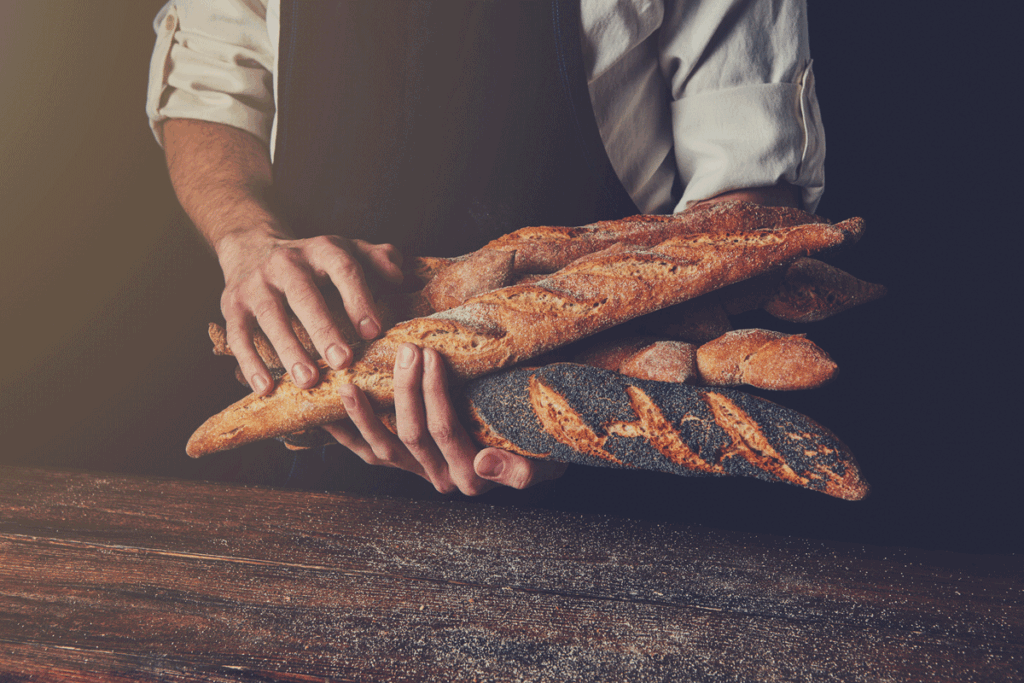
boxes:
[671,62,825,213]
[145,3,275,148]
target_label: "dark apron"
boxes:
[272,0,637,256]
[271,0,638,491]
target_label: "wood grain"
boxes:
[0,467,1021,682]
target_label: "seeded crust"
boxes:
[187,209,864,458]
[461,364,869,501]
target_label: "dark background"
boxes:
[1,2,1020,554]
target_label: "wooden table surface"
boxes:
[0,466,1020,682]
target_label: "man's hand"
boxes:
[217,230,402,395]
[322,343,567,495]
[162,119,402,395]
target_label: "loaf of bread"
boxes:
[695,329,838,390]
[275,362,870,499]
[761,257,888,323]
[187,214,863,457]
[474,202,826,274]
[567,329,836,391]
[460,363,868,501]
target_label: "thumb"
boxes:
[474,449,568,490]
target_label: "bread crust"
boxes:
[188,208,864,458]
[461,364,868,500]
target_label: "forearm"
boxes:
[161,118,287,261]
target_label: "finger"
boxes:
[224,315,274,396]
[420,348,493,496]
[320,418,381,466]
[352,239,404,284]
[252,295,319,389]
[313,241,383,341]
[281,279,354,370]
[330,383,428,478]
[393,344,452,492]
[321,419,427,478]
[474,449,569,490]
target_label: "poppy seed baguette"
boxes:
[461,363,869,501]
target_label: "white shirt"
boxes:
[147,0,825,214]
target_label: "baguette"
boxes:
[476,202,825,274]
[277,362,868,499]
[187,217,863,457]
[569,329,836,391]
[695,329,838,390]
[762,257,888,322]
[461,363,868,500]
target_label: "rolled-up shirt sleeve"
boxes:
[146,0,275,148]
[660,0,825,212]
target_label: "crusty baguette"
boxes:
[695,329,838,390]
[762,257,888,322]
[187,217,863,457]
[571,336,699,384]
[407,202,825,291]
[477,202,825,274]
[569,329,836,391]
[460,363,868,501]
[423,249,516,312]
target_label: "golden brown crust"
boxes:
[696,329,787,386]
[741,335,839,391]
[695,329,838,391]
[763,256,887,323]
[189,207,864,457]
[423,250,516,312]
[618,341,699,384]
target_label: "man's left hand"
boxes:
[322,343,567,495]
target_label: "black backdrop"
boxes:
[1,1,1020,554]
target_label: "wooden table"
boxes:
[0,466,1020,682]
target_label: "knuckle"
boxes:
[374,444,403,465]
[502,461,533,490]
[374,242,400,258]
[458,479,490,497]
[311,234,346,251]
[333,256,364,280]
[252,299,281,321]
[434,480,457,495]
[308,320,338,341]
[288,284,321,306]
[398,429,430,453]
[220,290,247,315]
[427,421,459,447]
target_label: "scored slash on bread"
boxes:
[462,364,868,501]
[188,202,882,499]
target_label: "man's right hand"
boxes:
[161,118,402,395]
[217,231,403,395]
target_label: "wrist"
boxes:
[212,221,288,278]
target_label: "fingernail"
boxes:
[252,374,271,393]
[291,363,313,385]
[359,317,380,339]
[338,384,355,408]
[326,344,348,368]
[397,345,415,369]
[476,451,504,479]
